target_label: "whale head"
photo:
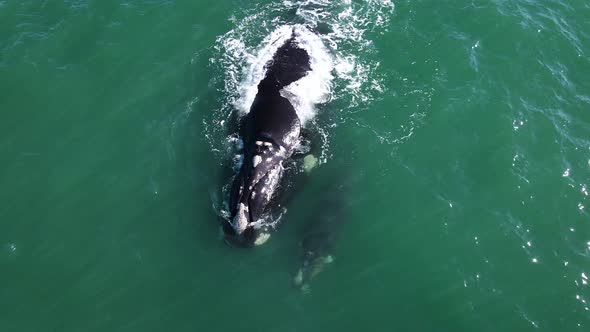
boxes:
[223,137,289,247]
[223,71,302,247]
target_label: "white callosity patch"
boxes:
[233,203,249,234]
[248,147,285,192]
[253,155,262,167]
[243,168,283,228]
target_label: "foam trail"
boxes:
[212,0,395,126]
[228,25,332,124]
[207,0,396,160]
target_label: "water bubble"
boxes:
[4,242,17,255]
[512,120,524,130]
[563,168,570,177]
[512,153,519,166]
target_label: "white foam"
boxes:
[213,0,396,127]
[281,26,334,124]
[231,24,333,125]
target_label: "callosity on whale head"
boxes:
[224,131,299,247]
[224,142,286,246]
[223,33,309,247]
[223,95,302,247]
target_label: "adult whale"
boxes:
[222,31,312,247]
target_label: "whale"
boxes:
[292,163,351,291]
[222,32,312,247]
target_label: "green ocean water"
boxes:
[1,0,590,331]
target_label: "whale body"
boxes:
[223,33,311,247]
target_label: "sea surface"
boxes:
[1,0,590,331]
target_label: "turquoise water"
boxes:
[1,0,590,331]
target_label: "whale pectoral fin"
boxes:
[303,154,318,173]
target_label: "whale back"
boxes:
[257,34,311,93]
[224,32,310,247]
